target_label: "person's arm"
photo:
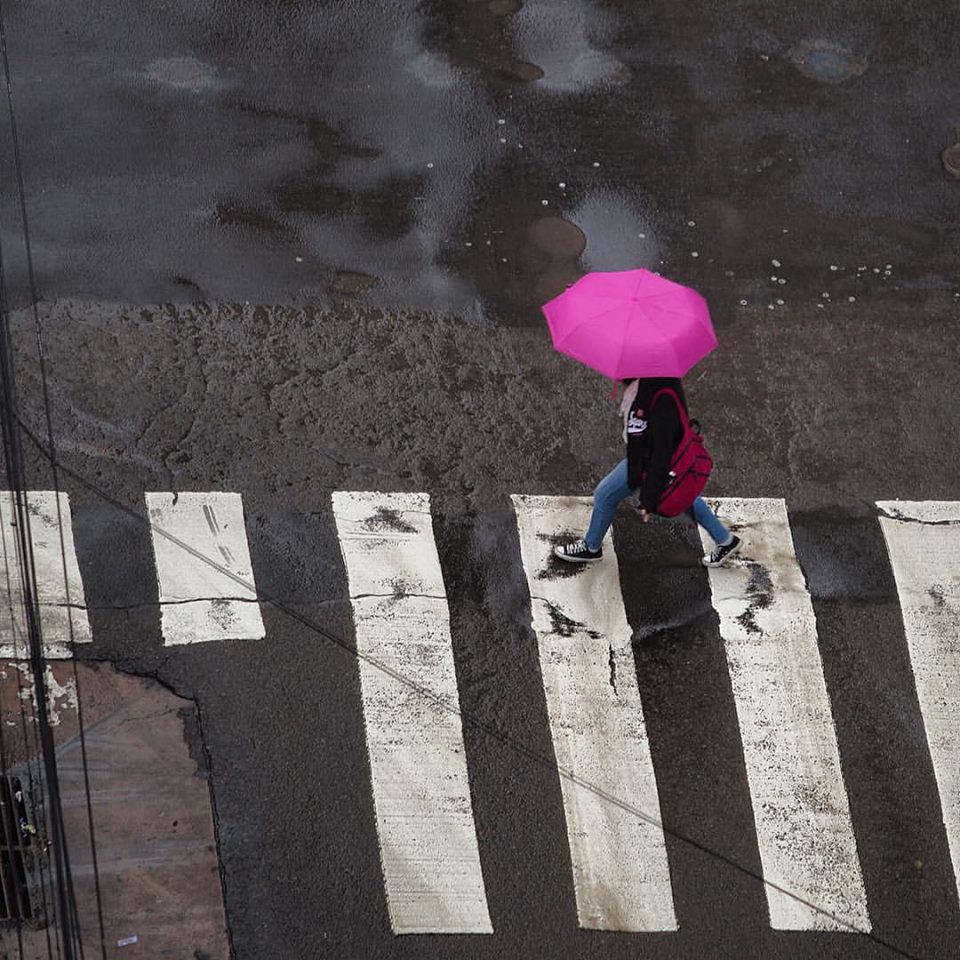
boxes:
[636,395,681,513]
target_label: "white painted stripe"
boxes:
[145,492,264,645]
[0,491,92,657]
[699,498,869,930]
[511,494,677,932]
[332,491,491,935]
[877,500,960,899]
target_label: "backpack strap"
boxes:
[648,388,691,430]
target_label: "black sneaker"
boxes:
[701,536,742,567]
[554,539,603,563]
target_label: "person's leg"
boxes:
[689,497,731,546]
[555,459,632,562]
[584,459,633,550]
[688,497,743,567]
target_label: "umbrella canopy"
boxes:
[542,269,717,379]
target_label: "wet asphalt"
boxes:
[1,0,959,958]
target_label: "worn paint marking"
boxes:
[332,490,491,935]
[10,661,78,725]
[877,500,960,900]
[511,494,677,932]
[700,498,870,931]
[145,492,264,645]
[0,491,92,657]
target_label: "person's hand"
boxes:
[638,508,651,523]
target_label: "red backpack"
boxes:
[647,388,714,517]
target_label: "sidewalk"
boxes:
[0,660,228,960]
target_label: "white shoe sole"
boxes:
[701,539,742,567]
[553,548,602,564]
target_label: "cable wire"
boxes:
[0,533,26,957]
[0,10,85,952]
[0,384,76,960]
[0,491,55,960]
[0,0,107,952]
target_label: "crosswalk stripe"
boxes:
[511,494,677,932]
[332,491,492,935]
[876,500,960,902]
[0,490,91,657]
[700,498,870,930]
[145,492,264,645]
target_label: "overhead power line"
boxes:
[0,0,106,955]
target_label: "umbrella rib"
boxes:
[552,300,627,349]
[612,273,660,376]
[649,301,715,345]
[644,306,688,369]
[612,302,634,379]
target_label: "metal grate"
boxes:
[0,777,34,921]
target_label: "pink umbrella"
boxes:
[542,269,717,379]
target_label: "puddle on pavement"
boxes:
[144,56,219,91]
[789,40,868,84]
[511,0,630,93]
[16,0,950,316]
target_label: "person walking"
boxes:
[554,376,742,566]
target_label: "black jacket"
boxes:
[626,377,687,511]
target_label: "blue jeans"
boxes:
[583,458,730,552]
